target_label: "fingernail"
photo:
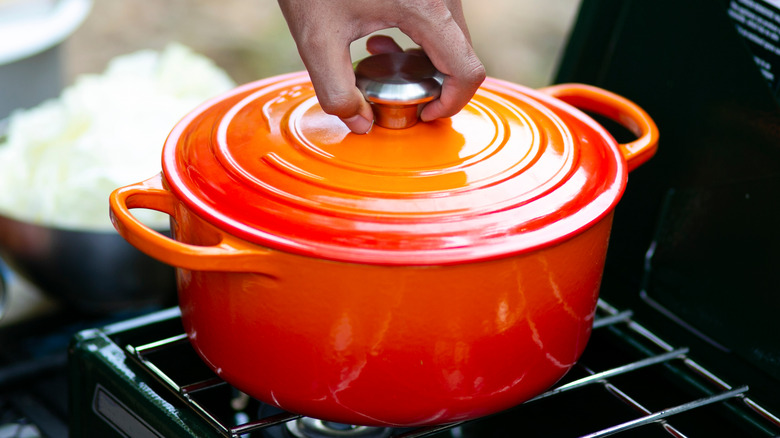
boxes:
[342,115,374,134]
[419,104,436,123]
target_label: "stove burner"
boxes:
[285,418,391,438]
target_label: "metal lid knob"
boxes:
[355,52,443,129]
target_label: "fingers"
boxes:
[401,2,485,121]
[365,28,482,123]
[419,54,485,121]
[277,0,484,132]
[306,49,376,134]
[366,35,404,54]
[309,47,374,133]
[278,0,374,134]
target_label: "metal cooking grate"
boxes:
[124,300,780,438]
[0,398,43,438]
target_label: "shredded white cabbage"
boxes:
[0,43,235,230]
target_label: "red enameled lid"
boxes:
[161,72,627,265]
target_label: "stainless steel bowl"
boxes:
[0,213,176,314]
[0,0,93,120]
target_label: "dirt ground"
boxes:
[63,0,581,88]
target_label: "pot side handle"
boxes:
[109,173,277,274]
[540,83,659,172]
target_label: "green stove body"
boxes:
[68,308,252,437]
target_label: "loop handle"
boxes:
[541,83,659,172]
[109,173,276,273]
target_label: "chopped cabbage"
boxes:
[0,43,235,230]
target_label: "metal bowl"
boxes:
[0,0,93,120]
[0,213,176,314]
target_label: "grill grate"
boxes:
[0,398,43,438]
[123,300,780,438]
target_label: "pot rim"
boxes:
[158,74,656,265]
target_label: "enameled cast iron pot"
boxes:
[109,54,658,427]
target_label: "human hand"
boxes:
[277,0,486,133]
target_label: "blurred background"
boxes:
[0,0,581,323]
[63,0,581,89]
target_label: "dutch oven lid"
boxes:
[162,54,627,265]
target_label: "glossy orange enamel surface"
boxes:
[108,73,658,426]
[160,74,656,265]
[110,175,610,425]
[170,207,612,426]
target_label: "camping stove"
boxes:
[67,300,780,437]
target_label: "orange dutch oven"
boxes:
[109,53,658,427]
